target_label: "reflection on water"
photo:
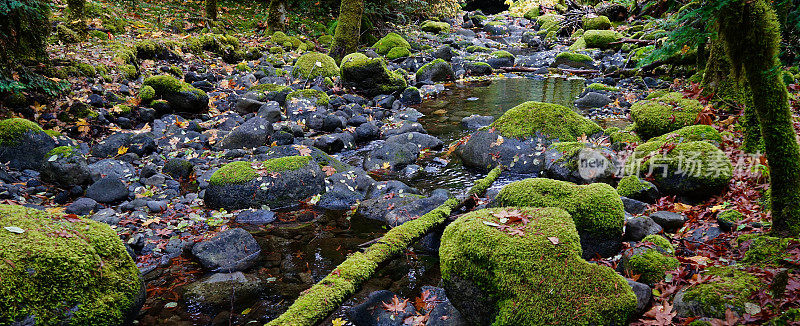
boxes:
[405,76,586,194]
[417,76,586,144]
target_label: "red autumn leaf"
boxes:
[382,295,408,315]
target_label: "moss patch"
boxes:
[386,46,411,60]
[0,118,44,146]
[617,175,653,198]
[583,30,623,48]
[583,16,612,30]
[372,32,410,55]
[681,266,761,318]
[440,207,636,325]
[209,156,311,186]
[630,92,704,139]
[736,234,796,266]
[492,178,624,237]
[490,101,602,141]
[286,89,330,106]
[292,52,340,79]
[0,204,142,325]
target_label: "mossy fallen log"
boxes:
[266,166,504,326]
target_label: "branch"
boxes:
[607,38,657,46]
[499,66,600,75]
[266,166,505,326]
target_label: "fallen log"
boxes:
[266,166,504,326]
[608,38,657,46]
[499,66,601,75]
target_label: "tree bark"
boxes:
[266,166,504,326]
[205,0,217,20]
[329,0,364,63]
[267,0,287,33]
[719,0,800,237]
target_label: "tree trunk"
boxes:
[267,0,287,33]
[266,166,504,326]
[205,0,217,20]
[329,0,364,63]
[719,0,800,237]
[67,0,85,21]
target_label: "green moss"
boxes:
[386,47,411,60]
[624,246,679,284]
[642,234,674,253]
[627,140,732,196]
[341,53,407,95]
[235,62,251,72]
[583,30,623,48]
[440,207,636,325]
[0,204,142,325]
[44,130,62,138]
[537,14,564,33]
[142,75,206,101]
[248,83,291,93]
[648,125,723,146]
[630,92,704,139]
[56,24,81,44]
[466,45,491,53]
[0,118,44,146]
[271,31,290,45]
[490,50,514,60]
[286,89,330,106]
[419,20,450,33]
[490,101,602,141]
[689,321,713,326]
[583,16,611,30]
[736,234,795,266]
[568,36,587,51]
[587,83,619,92]
[74,63,97,77]
[46,146,80,158]
[524,7,540,20]
[717,209,743,227]
[208,156,311,186]
[555,51,592,63]
[317,35,333,46]
[493,178,624,237]
[616,175,653,198]
[292,52,340,78]
[681,266,761,318]
[372,32,410,55]
[138,85,155,105]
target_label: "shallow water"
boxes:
[138,76,594,325]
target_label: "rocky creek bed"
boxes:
[2,2,799,326]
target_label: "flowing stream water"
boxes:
[139,76,589,325]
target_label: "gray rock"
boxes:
[363,141,420,171]
[90,208,121,225]
[257,101,283,123]
[235,209,276,225]
[191,228,261,272]
[385,132,443,151]
[434,45,457,61]
[461,115,494,129]
[417,59,455,82]
[218,116,273,149]
[184,272,266,308]
[575,92,612,109]
[624,216,663,241]
[0,129,56,171]
[649,211,685,232]
[90,132,156,158]
[621,196,648,215]
[40,151,91,187]
[627,280,652,316]
[85,177,129,203]
[65,197,99,215]
[347,290,417,326]
[88,159,137,182]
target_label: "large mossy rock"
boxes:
[204,156,325,210]
[491,101,602,141]
[619,235,679,285]
[416,58,455,82]
[0,205,144,325]
[456,101,602,174]
[292,52,340,79]
[583,30,623,48]
[0,118,56,171]
[440,207,637,325]
[141,75,209,114]
[372,32,410,55]
[340,53,407,96]
[630,92,703,139]
[491,178,625,258]
[626,140,731,198]
[673,266,762,319]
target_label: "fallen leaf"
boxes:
[4,226,24,234]
[547,237,559,245]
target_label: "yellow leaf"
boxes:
[382,162,391,170]
[673,203,692,212]
[117,146,129,155]
[710,204,725,213]
[332,318,346,326]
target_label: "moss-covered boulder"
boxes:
[372,32,410,55]
[606,125,641,150]
[416,58,455,82]
[491,101,602,141]
[647,124,722,146]
[736,234,797,266]
[204,156,326,210]
[627,140,732,197]
[674,266,762,318]
[0,118,56,171]
[583,15,612,30]
[0,205,144,325]
[419,20,451,34]
[619,235,679,284]
[583,30,623,48]
[552,52,596,69]
[341,53,407,96]
[616,175,660,203]
[491,178,625,258]
[292,52,340,79]
[440,207,637,325]
[536,14,563,34]
[630,92,704,139]
[542,142,618,184]
[487,50,515,68]
[142,75,209,114]
[386,46,411,60]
